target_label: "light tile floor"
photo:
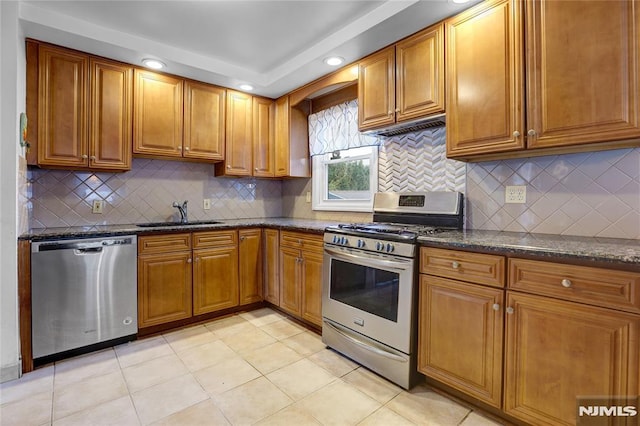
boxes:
[0,308,505,425]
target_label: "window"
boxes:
[312,146,378,212]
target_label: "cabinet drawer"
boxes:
[420,247,505,288]
[138,233,191,254]
[509,259,640,314]
[193,230,237,249]
[280,231,324,251]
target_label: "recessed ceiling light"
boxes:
[142,58,165,70]
[239,84,254,91]
[324,56,344,66]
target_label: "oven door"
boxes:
[322,244,416,353]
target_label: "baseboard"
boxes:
[0,361,22,383]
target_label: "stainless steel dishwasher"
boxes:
[31,235,138,361]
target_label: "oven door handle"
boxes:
[323,320,407,363]
[324,247,411,271]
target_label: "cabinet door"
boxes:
[396,23,445,122]
[223,90,253,176]
[133,70,183,157]
[239,229,263,305]
[504,292,640,425]
[358,46,395,130]
[89,58,132,170]
[38,45,88,167]
[525,0,640,149]
[274,96,290,177]
[193,246,239,315]
[279,246,301,316]
[183,81,225,160]
[138,252,192,328]
[253,97,275,177]
[301,248,323,327]
[446,0,525,158]
[418,275,504,408]
[263,229,280,305]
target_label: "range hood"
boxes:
[363,113,446,137]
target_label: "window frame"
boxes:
[311,146,379,212]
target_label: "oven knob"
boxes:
[376,242,384,251]
[332,235,338,244]
[357,239,365,248]
[386,243,395,253]
[340,237,348,245]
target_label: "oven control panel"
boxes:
[324,233,415,258]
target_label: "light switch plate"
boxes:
[505,186,526,204]
[203,199,211,210]
[92,200,104,214]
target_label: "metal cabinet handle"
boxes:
[81,154,88,159]
[89,155,96,161]
[254,168,258,171]
[513,131,521,138]
[227,165,231,169]
[561,279,572,288]
[492,303,500,311]
[177,146,182,150]
[187,258,192,263]
[184,147,190,151]
[395,108,400,113]
[452,261,460,269]
[527,129,537,137]
[506,307,514,314]
[240,236,245,241]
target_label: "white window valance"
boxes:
[308,99,382,156]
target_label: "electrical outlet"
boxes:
[203,198,211,210]
[306,191,311,203]
[505,186,527,204]
[92,200,104,214]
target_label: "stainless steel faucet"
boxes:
[172,200,188,223]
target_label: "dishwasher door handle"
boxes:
[74,247,103,254]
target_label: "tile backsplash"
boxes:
[282,128,467,221]
[28,159,282,228]
[466,148,640,239]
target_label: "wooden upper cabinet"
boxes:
[525,0,640,149]
[446,0,525,158]
[274,95,310,178]
[133,69,183,157]
[183,81,225,161]
[252,97,275,177]
[89,58,133,170]
[37,44,89,168]
[216,90,253,176]
[358,46,396,130]
[395,23,445,122]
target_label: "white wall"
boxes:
[1,1,25,382]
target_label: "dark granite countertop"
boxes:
[20,218,337,241]
[419,229,640,267]
[20,220,639,267]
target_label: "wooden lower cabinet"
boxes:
[239,229,263,305]
[263,229,280,305]
[279,245,302,316]
[278,231,324,326]
[192,245,239,315]
[300,249,323,326]
[418,275,504,408]
[504,291,640,425]
[138,251,192,328]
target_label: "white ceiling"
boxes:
[20,0,480,98]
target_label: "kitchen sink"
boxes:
[136,220,222,228]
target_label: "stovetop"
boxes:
[328,222,445,241]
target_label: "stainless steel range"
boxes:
[322,191,463,389]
